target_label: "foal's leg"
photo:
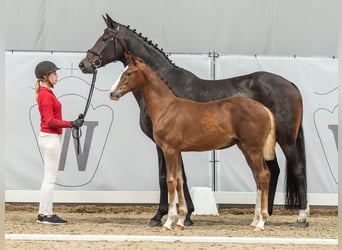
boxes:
[163,151,179,230]
[150,147,194,227]
[237,145,264,229]
[239,150,263,229]
[250,190,261,228]
[175,156,188,230]
[242,149,270,231]
[253,160,271,231]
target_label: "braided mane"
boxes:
[124,24,176,66]
[110,18,178,68]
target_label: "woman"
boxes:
[34,60,84,224]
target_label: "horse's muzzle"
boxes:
[79,61,96,74]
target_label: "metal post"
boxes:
[0,0,4,248]
[208,50,219,191]
[337,6,342,248]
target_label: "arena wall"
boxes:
[4,51,338,206]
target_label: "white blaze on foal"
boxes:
[109,66,128,99]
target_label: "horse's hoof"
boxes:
[175,224,184,231]
[184,218,194,227]
[149,219,162,227]
[295,219,309,228]
[149,211,167,227]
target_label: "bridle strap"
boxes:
[72,69,98,154]
[73,27,119,154]
[87,26,120,68]
[81,69,97,118]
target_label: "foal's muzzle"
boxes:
[109,91,121,101]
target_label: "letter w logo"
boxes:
[58,121,99,171]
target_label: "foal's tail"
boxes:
[263,107,276,161]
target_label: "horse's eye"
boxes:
[101,37,108,42]
[125,71,132,76]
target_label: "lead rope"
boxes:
[72,69,98,154]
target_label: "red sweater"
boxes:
[38,86,72,134]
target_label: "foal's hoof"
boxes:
[161,226,171,231]
[175,224,184,231]
[149,219,162,227]
[252,226,264,232]
[249,222,257,228]
[295,219,309,228]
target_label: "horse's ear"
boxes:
[102,14,108,26]
[105,13,111,21]
[105,13,115,28]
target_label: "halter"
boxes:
[87,26,120,68]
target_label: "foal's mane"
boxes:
[155,72,178,97]
[133,56,180,97]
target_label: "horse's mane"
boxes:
[112,19,179,69]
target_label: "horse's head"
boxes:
[109,54,143,101]
[79,14,125,74]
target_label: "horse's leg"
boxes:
[175,155,188,230]
[296,125,309,227]
[266,156,280,216]
[280,139,309,228]
[180,157,194,226]
[149,146,169,227]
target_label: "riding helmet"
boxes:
[35,61,61,79]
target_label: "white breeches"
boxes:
[38,132,62,215]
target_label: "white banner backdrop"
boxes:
[5,51,338,204]
[216,55,338,194]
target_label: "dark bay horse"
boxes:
[79,14,308,227]
[110,55,276,231]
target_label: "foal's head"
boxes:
[109,54,144,101]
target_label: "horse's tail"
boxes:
[285,123,307,209]
[263,107,276,161]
